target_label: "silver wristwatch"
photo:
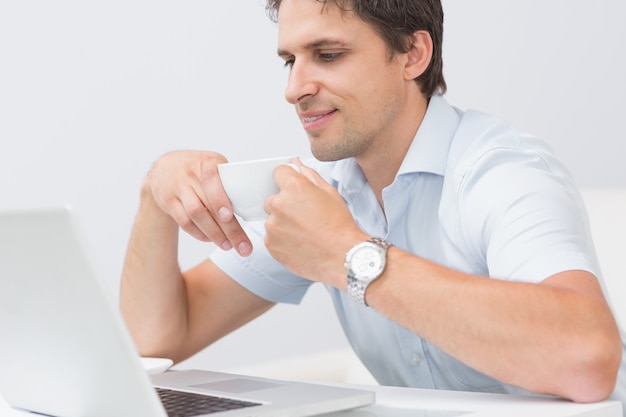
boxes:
[345,237,392,306]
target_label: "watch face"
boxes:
[348,244,385,281]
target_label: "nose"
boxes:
[284,60,318,104]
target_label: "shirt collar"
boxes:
[397,94,462,177]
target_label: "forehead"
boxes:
[276,0,378,52]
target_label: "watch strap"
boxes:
[346,237,391,306]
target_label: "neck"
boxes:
[357,94,429,208]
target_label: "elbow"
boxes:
[562,332,622,403]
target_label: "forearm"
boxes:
[120,184,188,358]
[264,163,621,400]
[366,247,622,402]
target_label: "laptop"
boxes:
[0,207,375,417]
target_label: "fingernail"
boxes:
[218,207,231,222]
[286,163,301,173]
[221,240,233,251]
[238,241,252,257]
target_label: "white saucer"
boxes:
[140,357,173,375]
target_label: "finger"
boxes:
[168,198,213,243]
[216,215,254,256]
[197,156,235,222]
[290,161,331,190]
[181,192,253,256]
[264,194,276,219]
[196,161,254,256]
[178,187,229,246]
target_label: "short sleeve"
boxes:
[209,221,312,304]
[451,121,598,283]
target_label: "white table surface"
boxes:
[323,384,622,417]
[1,383,621,417]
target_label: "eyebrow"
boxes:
[277,38,350,58]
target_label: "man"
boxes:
[120,0,625,408]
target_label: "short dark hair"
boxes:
[265,0,446,97]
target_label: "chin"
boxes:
[310,148,342,162]
[308,135,352,162]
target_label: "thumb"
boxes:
[290,159,332,190]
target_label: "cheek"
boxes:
[329,62,405,128]
[358,82,404,127]
[361,64,405,107]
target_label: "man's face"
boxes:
[277,0,414,162]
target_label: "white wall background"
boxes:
[1,0,625,372]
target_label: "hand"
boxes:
[264,160,368,288]
[144,150,253,256]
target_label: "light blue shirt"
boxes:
[210,95,626,404]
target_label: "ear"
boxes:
[404,30,433,81]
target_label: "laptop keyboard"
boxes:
[157,387,262,417]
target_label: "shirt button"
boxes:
[410,353,421,365]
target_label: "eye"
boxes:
[318,52,343,62]
[282,56,295,69]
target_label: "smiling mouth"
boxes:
[301,110,337,130]
[303,114,325,122]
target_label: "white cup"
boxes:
[217,156,297,221]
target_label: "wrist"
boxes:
[345,237,392,306]
[137,180,179,234]
[323,232,369,290]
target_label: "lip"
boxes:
[299,109,337,131]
